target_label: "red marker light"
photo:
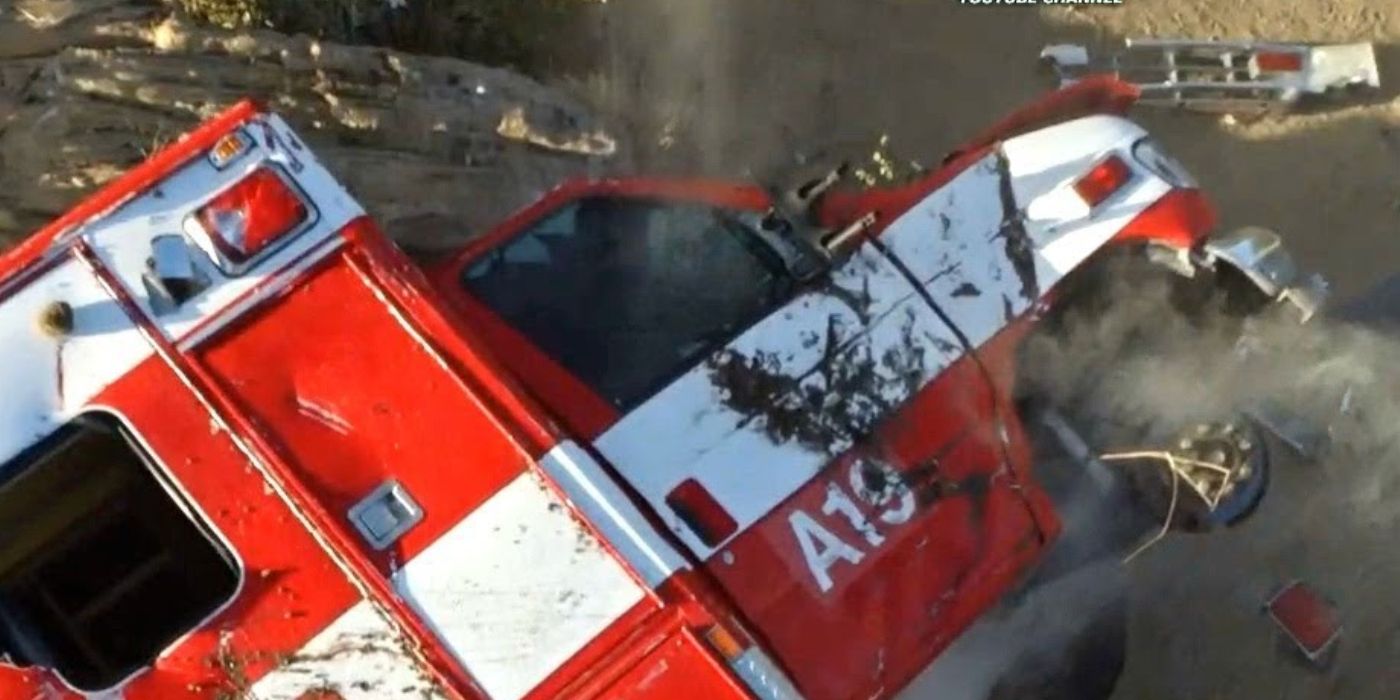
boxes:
[195,167,308,267]
[1256,51,1304,72]
[1072,155,1131,208]
[666,478,738,547]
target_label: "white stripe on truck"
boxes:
[250,600,443,699]
[538,440,690,588]
[391,471,645,700]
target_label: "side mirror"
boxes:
[142,235,208,314]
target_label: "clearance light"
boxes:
[209,131,250,169]
[665,478,737,547]
[704,625,747,661]
[1072,155,1131,208]
[1255,51,1304,72]
[193,167,308,268]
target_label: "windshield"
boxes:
[463,196,795,409]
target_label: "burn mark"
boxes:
[951,282,980,298]
[1001,294,1015,324]
[880,308,929,401]
[992,150,1039,301]
[707,308,929,455]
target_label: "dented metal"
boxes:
[1200,226,1329,322]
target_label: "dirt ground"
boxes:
[541,1,1400,698]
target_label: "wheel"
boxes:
[1119,420,1270,533]
[1015,249,1275,535]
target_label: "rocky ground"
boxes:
[0,0,617,259]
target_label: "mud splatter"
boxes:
[707,308,929,454]
[824,275,875,324]
[923,330,960,356]
[992,150,1039,301]
[952,282,981,298]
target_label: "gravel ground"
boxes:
[546,1,1400,698]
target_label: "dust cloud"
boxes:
[1017,262,1400,508]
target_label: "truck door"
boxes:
[438,181,1057,699]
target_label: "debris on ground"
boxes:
[1265,580,1342,668]
[1040,39,1381,115]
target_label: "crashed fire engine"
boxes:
[0,76,1322,699]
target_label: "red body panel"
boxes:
[198,255,532,572]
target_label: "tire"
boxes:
[1120,422,1270,533]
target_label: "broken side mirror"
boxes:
[1200,226,1329,323]
[142,234,208,315]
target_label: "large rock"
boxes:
[0,0,618,257]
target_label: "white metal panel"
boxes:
[0,261,151,465]
[391,471,645,700]
[880,116,1170,350]
[538,441,690,588]
[84,115,364,348]
[250,600,443,699]
[1002,115,1171,281]
[595,241,965,557]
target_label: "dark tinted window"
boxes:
[463,197,792,408]
[0,415,238,691]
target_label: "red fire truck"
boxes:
[0,78,1320,699]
